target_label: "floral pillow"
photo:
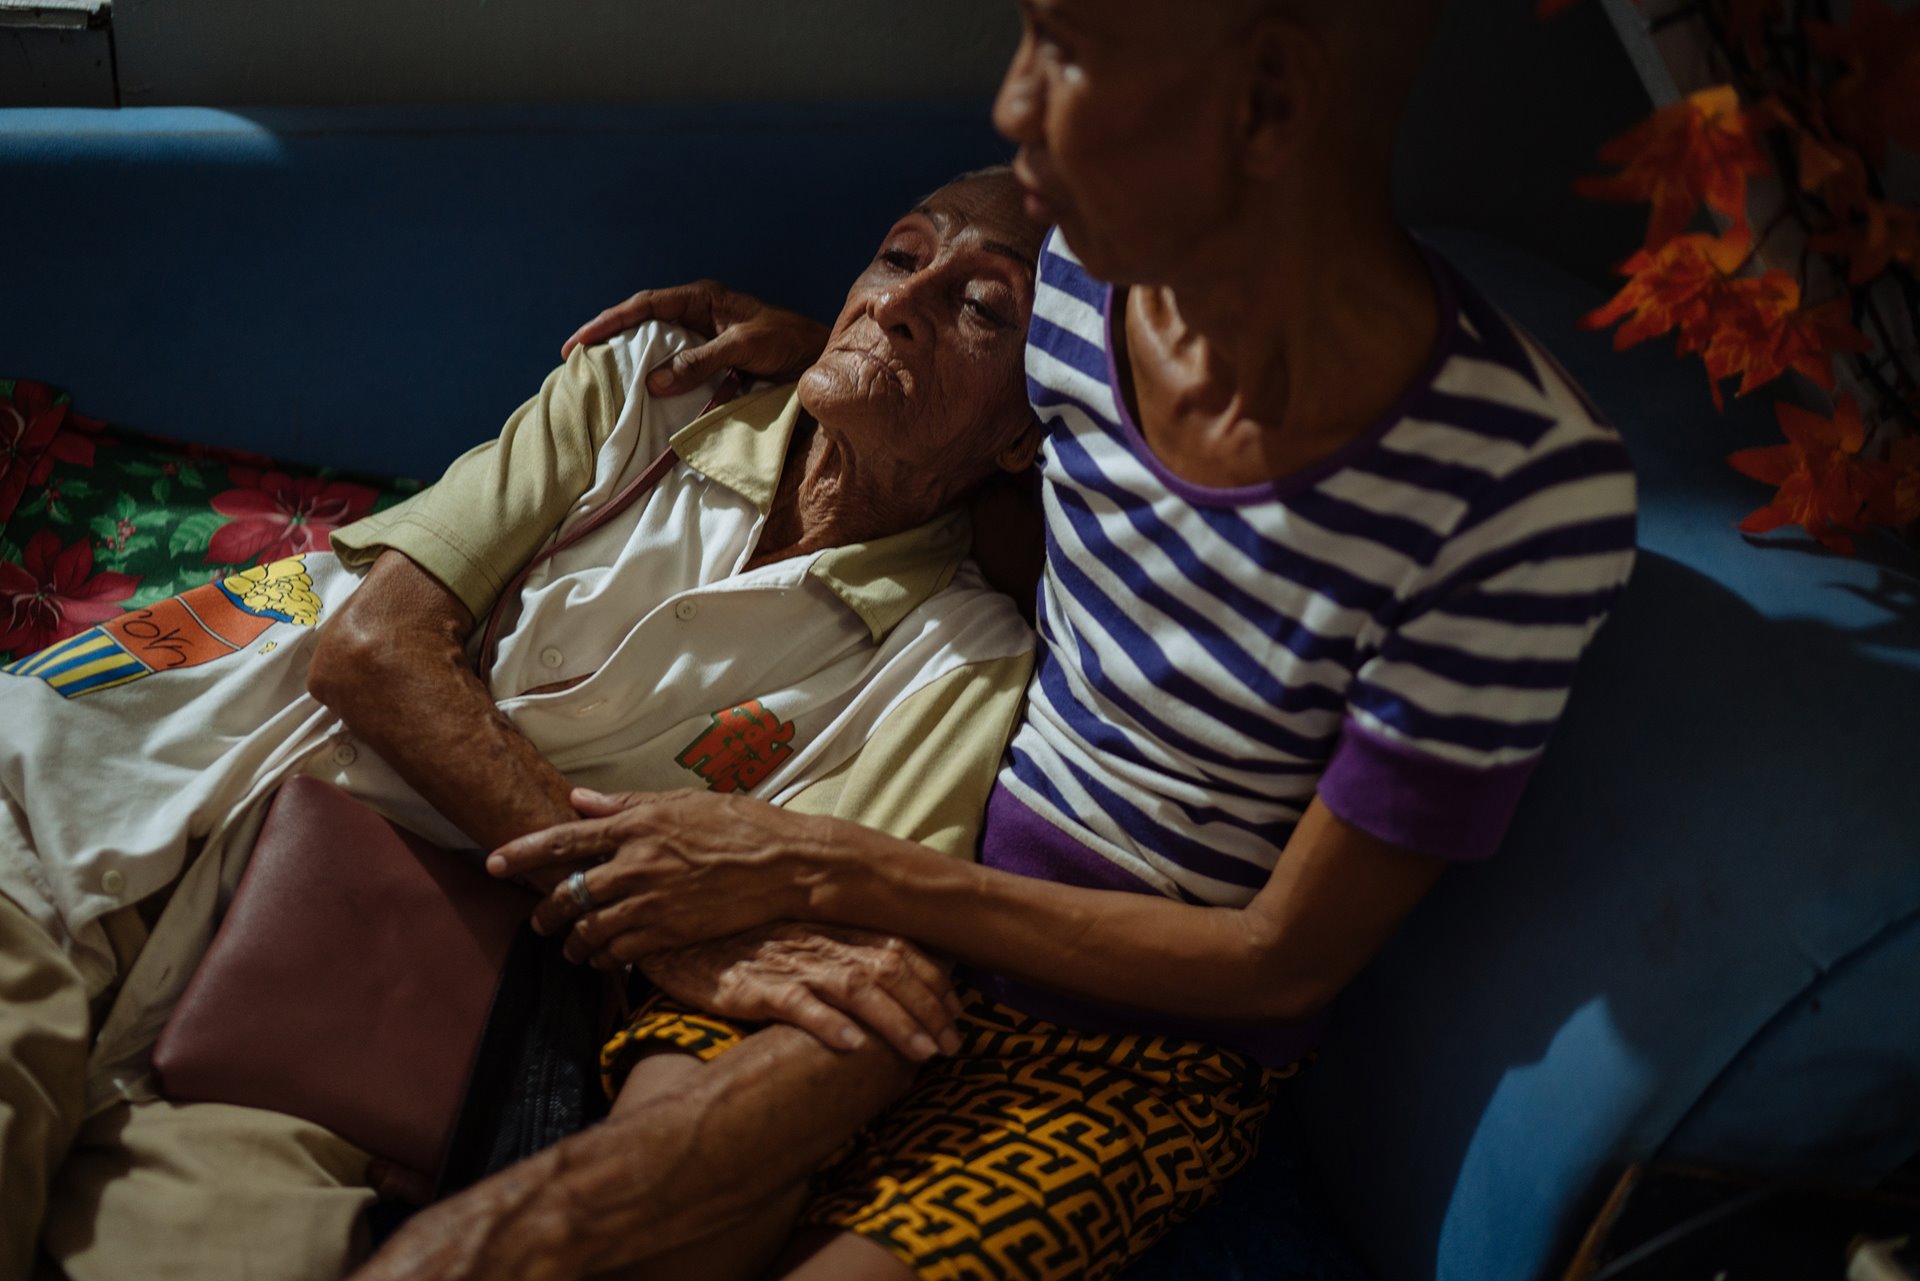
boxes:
[0,379,421,664]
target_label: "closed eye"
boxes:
[966,298,1011,328]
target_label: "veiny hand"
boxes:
[344,1165,575,1281]
[490,788,823,962]
[560,280,831,397]
[643,922,962,1063]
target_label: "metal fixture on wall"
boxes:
[0,0,115,106]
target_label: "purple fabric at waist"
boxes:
[968,784,1327,1069]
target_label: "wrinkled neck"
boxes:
[1136,195,1435,442]
[748,416,953,569]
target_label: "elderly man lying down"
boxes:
[0,168,1043,1281]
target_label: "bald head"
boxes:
[1039,0,1445,165]
[992,0,1444,283]
[916,166,1046,271]
[1241,0,1447,153]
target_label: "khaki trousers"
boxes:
[0,890,376,1281]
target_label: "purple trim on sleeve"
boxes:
[971,785,1328,1068]
[979,783,1163,894]
[1317,718,1540,862]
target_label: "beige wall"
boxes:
[112,0,1020,104]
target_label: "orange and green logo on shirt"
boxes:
[1,556,322,698]
[675,698,795,793]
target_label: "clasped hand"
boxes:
[490,787,958,1062]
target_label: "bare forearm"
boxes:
[310,550,576,851]
[543,1026,910,1273]
[799,800,1441,1026]
[514,793,1445,1033]
[328,642,575,849]
[808,830,1305,1022]
[361,1025,912,1281]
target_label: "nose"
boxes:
[870,273,935,344]
[992,33,1042,145]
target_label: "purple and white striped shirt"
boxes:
[974,230,1636,1059]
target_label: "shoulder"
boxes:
[1036,227,1106,302]
[899,563,1036,665]
[1400,257,1638,563]
[1029,228,1114,386]
[589,320,703,397]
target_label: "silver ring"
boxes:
[565,869,594,912]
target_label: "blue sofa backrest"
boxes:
[1,105,1005,479]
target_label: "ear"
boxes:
[1239,17,1327,179]
[994,416,1043,475]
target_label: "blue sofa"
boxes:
[4,106,1915,1281]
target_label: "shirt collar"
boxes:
[669,384,972,643]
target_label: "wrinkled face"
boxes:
[799,172,1044,484]
[993,0,1252,285]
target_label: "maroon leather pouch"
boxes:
[151,774,534,1202]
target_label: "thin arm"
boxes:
[803,796,1446,1025]
[307,548,577,853]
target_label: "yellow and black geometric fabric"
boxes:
[802,988,1294,1281]
[600,995,749,1096]
[601,984,1297,1281]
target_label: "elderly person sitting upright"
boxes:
[0,167,1044,1281]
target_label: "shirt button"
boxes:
[332,742,358,767]
[540,646,565,669]
[101,868,127,896]
[673,600,698,622]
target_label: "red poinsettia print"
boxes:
[205,468,380,566]
[0,381,106,526]
[0,529,141,656]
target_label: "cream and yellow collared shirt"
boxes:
[332,320,1034,858]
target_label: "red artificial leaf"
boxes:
[1865,435,1920,529]
[1810,196,1920,284]
[1700,288,1871,408]
[1805,0,1920,163]
[1536,0,1583,16]
[1727,395,1877,552]
[1798,136,1844,190]
[1752,93,1872,218]
[1576,86,1774,249]
[1581,226,1752,351]
[1585,223,1873,409]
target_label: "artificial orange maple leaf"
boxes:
[1728,394,1877,552]
[1577,86,1774,249]
[1700,287,1872,408]
[1797,132,1847,192]
[1581,227,1752,350]
[1865,435,1920,528]
[1805,0,1920,163]
[1752,94,1871,218]
[1810,196,1920,284]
